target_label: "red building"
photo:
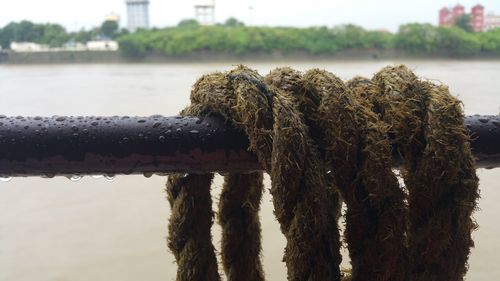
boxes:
[439,3,488,32]
[439,7,453,26]
[471,4,485,32]
[452,4,465,18]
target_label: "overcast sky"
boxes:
[1,0,500,32]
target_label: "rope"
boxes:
[165,65,479,281]
[218,173,265,281]
[166,174,221,281]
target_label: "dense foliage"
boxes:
[0,21,68,48]
[118,21,500,58]
[1,19,500,58]
[0,20,127,49]
[118,21,394,58]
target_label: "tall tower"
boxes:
[194,0,215,25]
[125,0,150,32]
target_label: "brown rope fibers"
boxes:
[165,65,479,281]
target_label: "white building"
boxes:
[125,0,150,31]
[485,14,500,31]
[10,42,49,52]
[86,41,119,51]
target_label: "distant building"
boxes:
[452,4,465,18]
[86,40,119,51]
[485,13,500,31]
[125,0,150,31]
[439,3,499,32]
[439,4,466,27]
[10,42,49,52]
[471,4,484,32]
[439,7,453,26]
[194,0,215,25]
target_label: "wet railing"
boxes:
[0,114,499,180]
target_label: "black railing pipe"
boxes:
[0,114,498,177]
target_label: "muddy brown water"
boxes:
[0,61,499,280]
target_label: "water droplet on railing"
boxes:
[55,117,66,122]
[43,173,56,179]
[67,175,83,182]
[0,177,12,182]
[104,175,116,182]
[143,172,153,178]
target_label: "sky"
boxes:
[1,0,500,32]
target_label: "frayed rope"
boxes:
[165,65,479,281]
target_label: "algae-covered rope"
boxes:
[165,65,479,281]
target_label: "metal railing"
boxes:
[0,114,498,178]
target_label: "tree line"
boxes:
[1,18,499,57]
[0,20,127,49]
[118,19,500,58]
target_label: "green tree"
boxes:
[101,20,119,39]
[0,21,68,48]
[436,26,480,56]
[70,29,93,43]
[454,14,473,32]
[39,23,68,47]
[479,28,500,53]
[177,19,200,28]
[0,28,5,49]
[224,17,245,27]
[395,23,438,54]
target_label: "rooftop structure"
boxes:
[105,12,121,23]
[194,0,215,25]
[125,0,150,32]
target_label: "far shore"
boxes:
[2,49,500,65]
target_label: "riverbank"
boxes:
[2,49,500,65]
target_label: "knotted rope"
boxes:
[165,65,479,281]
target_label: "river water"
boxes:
[0,61,499,280]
